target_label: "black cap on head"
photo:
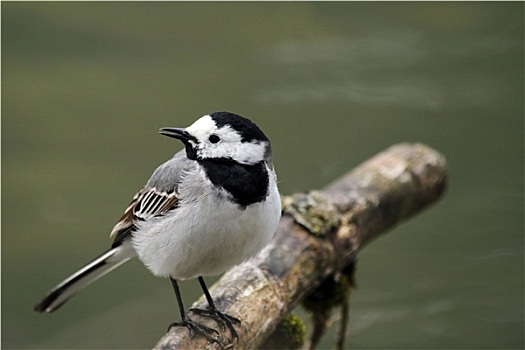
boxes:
[210,112,269,143]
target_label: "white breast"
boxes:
[131,165,281,279]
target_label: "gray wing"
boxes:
[110,150,193,246]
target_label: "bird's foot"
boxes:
[167,319,221,345]
[190,306,241,341]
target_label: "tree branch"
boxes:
[153,143,448,350]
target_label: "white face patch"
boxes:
[185,114,268,164]
[185,115,217,141]
[236,141,267,164]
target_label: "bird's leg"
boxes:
[167,277,220,344]
[189,276,241,341]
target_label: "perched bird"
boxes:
[34,111,282,342]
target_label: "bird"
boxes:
[34,111,282,343]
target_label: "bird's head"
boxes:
[160,111,271,165]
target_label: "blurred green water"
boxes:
[2,2,523,349]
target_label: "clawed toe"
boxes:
[168,277,240,344]
[168,319,221,345]
[190,307,241,341]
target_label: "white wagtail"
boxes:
[34,111,281,342]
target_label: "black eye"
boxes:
[209,134,220,144]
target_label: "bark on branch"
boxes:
[154,143,448,350]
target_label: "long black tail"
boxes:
[34,241,135,313]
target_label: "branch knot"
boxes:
[282,191,340,237]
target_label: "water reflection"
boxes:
[256,30,522,109]
[255,81,444,108]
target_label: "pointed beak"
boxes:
[159,127,196,143]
